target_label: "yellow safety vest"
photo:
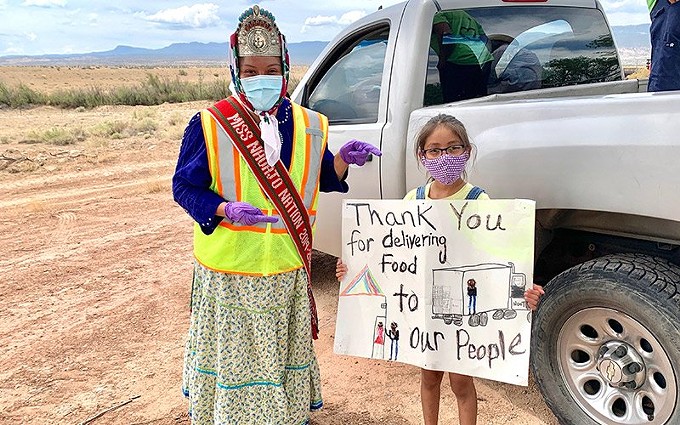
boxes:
[193,102,328,276]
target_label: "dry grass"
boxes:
[84,137,110,149]
[89,151,119,166]
[627,66,650,80]
[21,127,86,146]
[167,111,187,126]
[163,126,187,142]
[0,66,227,94]
[90,118,157,139]
[133,108,159,120]
[0,74,228,108]
[143,179,170,194]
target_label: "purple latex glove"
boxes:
[338,139,382,166]
[224,201,279,226]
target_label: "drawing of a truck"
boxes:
[431,263,527,327]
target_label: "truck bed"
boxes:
[459,79,645,105]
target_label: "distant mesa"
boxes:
[0,41,329,67]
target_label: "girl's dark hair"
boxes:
[413,114,476,179]
[414,114,473,159]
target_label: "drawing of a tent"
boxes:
[337,265,388,359]
[340,265,384,297]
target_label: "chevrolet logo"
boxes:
[606,361,616,381]
[599,359,621,384]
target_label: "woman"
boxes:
[173,5,380,424]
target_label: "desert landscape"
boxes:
[0,67,558,424]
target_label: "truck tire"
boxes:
[532,254,680,425]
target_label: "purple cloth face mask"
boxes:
[421,152,469,185]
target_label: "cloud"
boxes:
[0,0,7,10]
[2,40,24,54]
[22,0,66,7]
[25,32,37,41]
[144,3,220,28]
[338,11,366,25]
[599,0,650,25]
[304,15,338,27]
[601,0,642,12]
[302,10,366,32]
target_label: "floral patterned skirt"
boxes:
[182,263,322,424]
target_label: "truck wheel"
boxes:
[532,254,680,424]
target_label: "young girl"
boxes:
[337,114,544,425]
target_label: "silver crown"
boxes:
[236,5,282,57]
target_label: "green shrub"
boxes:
[0,82,47,108]
[49,86,109,108]
[2,73,231,109]
[134,118,158,134]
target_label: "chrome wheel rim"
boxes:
[558,307,677,424]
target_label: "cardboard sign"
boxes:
[334,199,536,385]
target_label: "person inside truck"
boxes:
[337,114,544,424]
[647,0,680,91]
[486,34,543,94]
[172,5,381,424]
[430,10,494,102]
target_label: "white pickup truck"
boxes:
[291,0,680,424]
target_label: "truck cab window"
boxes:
[306,27,389,124]
[424,7,622,107]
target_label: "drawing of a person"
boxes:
[374,322,385,345]
[386,322,400,361]
[467,278,477,315]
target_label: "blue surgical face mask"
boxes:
[240,75,284,112]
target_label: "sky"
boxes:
[0,0,652,57]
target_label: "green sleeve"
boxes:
[433,12,449,27]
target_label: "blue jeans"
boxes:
[390,340,399,360]
[468,295,477,314]
[649,0,680,91]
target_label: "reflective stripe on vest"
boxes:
[193,102,328,275]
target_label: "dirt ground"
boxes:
[0,73,558,424]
